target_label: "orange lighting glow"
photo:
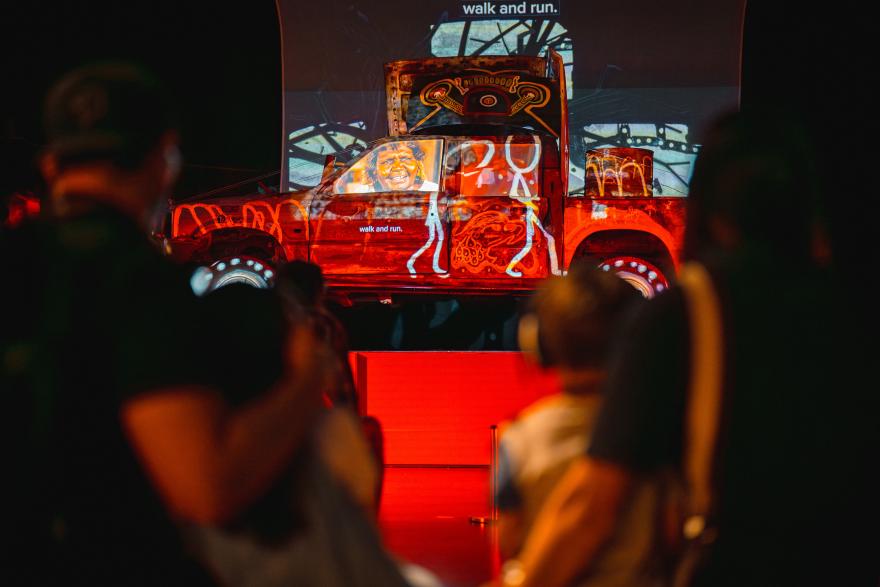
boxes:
[171,198,309,243]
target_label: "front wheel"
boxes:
[189,256,276,297]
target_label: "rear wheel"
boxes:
[595,255,669,298]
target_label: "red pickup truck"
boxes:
[166,51,686,301]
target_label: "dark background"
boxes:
[2,0,282,199]
[277,0,743,192]
[1,3,868,193]
[1,1,872,286]
[281,0,742,90]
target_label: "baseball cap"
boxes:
[43,62,178,167]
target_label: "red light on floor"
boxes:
[352,351,559,465]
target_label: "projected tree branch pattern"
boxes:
[285,13,699,197]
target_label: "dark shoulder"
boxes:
[195,284,287,405]
[1,220,55,335]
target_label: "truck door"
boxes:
[446,136,560,279]
[309,138,450,276]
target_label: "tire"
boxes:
[595,255,669,298]
[189,256,276,297]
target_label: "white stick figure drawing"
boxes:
[406,140,497,277]
[407,189,448,276]
[504,136,561,277]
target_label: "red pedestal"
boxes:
[350,351,559,465]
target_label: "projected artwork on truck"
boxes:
[334,140,442,194]
[578,123,699,196]
[443,136,560,278]
[429,19,574,97]
[584,147,653,198]
[163,1,742,304]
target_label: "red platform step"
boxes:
[350,351,559,466]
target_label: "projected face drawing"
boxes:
[358,140,441,193]
[333,139,440,195]
[373,143,424,191]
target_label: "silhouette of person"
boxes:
[2,62,333,585]
[490,109,877,587]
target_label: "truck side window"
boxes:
[457,137,541,199]
[333,139,443,194]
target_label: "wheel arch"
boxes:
[567,226,678,273]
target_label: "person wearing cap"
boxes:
[1,62,334,584]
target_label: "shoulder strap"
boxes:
[677,262,724,536]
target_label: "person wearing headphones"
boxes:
[495,262,665,586]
